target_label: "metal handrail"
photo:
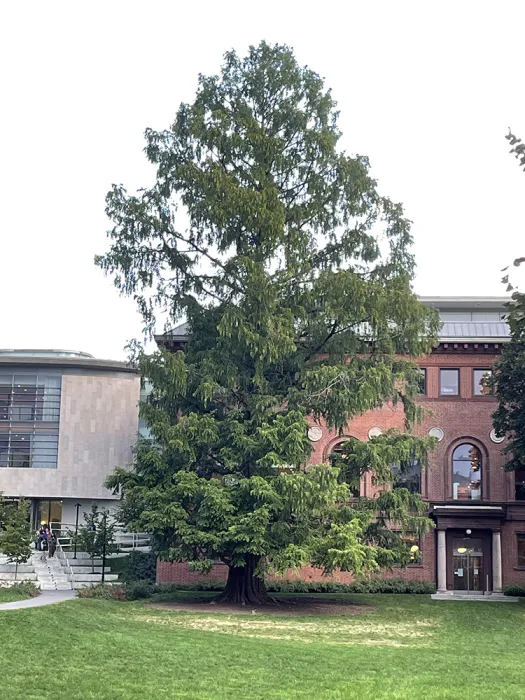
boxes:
[55,539,75,588]
[49,523,151,551]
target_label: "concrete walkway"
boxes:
[0,590,76,611]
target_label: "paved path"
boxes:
[0,590,76,611]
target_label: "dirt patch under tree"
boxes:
[147,596,375,616]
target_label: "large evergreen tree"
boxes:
[491,129,525,470]
[98,42,440,604]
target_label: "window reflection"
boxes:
[473,369,493,396]
[393,460,421,494]
[440,369,459,396]
[452,444,482,500]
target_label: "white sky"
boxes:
[1,1,524,360]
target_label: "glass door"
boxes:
[453,537,484,592]
[36,500,62,532]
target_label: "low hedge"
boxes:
[5,582,39,598]
[117,551,157,584]
[267,579,436,594]
[502,585,525,597]
[77,577,435,601]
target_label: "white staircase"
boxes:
[31,554,72,591]
[65,557,119,589]
[0,555,37,584]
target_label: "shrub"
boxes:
[76,578,435,601]
[118,551,157,584]
[77,584,127,601]
[9,581,39,598]
[124,581,156,599]
[266,579,436,594]
[503,585,525,597]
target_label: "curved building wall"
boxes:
[0,361,139,505]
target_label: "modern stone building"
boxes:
[156,297,525,594]
[0,350,139,530]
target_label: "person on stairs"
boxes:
[40,535,49,563]
[48,535,57,558]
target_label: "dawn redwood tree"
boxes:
[98,42,440,605]
[492,129,525,471]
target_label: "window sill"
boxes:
[514,567,525,571]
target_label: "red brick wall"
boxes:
[501,521,525,587]
[157,348,525,590]
[157,530,436,586]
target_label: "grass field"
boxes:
[0,593,524,699]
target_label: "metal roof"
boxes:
[440,322,509,341]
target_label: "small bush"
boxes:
[118,551,157,584]
[9,582,39,598]
[503,585,525,597]
[78,584,127,601]
[124,581,156,600]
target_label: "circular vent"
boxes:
[307,426,323,442]
[490,428,505,444]
[428,427,445,442]
[368,427,382,439]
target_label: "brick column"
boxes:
[437,530,447,593]
[492,530,502,593]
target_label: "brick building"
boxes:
[157,297,525,594]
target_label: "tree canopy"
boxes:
[491,129,525,471]
[98,41,439,603]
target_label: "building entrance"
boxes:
[32,500,62,531]
[452,537,485,592]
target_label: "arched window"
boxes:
[452,444,482,500]
[393,460,421,494]
[329,442,360,497]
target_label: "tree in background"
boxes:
[71,505,117,573]
[98,42,440,604]
[491,130,525,471]
[0,500,33,580]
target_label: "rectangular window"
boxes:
[0,429,59,468]
[0,374,61,422]
[516,470,525,501]
[440,369,459,396]
[417,369,426,395]
[393,460,421,494]
[473,369,493,396]
[517,534,525,567]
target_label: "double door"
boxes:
[452,536,485,592]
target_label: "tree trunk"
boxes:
[215,555,273,605]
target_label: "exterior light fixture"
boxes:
[457,547,467,554]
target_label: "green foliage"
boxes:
[77,578,435,600]
[6,581,39,598]
[118,551,157,584]
[77,583,128,601]
[267,579,436,594]
[492,129,525,471]
[502,585,525,596]
[0,500,33,579]
[70,505,118,572]
[98,42,439,592]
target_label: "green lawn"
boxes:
[0,594,524,699]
